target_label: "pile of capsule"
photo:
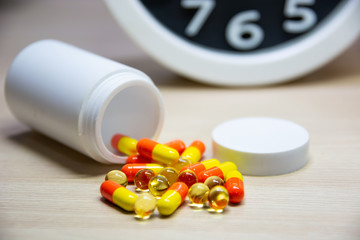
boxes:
[100,134,245,220]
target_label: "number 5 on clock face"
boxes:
[105,0,360,86]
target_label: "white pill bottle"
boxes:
[5,39,164,164]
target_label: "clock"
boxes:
[105,0,360,86]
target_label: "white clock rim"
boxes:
[105,0,360,86]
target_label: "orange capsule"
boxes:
[224,170,245,204]
[137,138,179,165]
[180,159,220,176]
[121,163,163,182]
[164,139,186,155]
[156,182,188,216]
[111,134,137,156]
[100,180,137,211]
[198,162,237,183]
[126,154,152,164]
[180,140,206,164]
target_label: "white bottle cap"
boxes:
[212,117,309,176]
[5,40,164,164]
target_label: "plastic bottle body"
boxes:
[5,39,164,164]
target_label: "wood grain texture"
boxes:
[0,1,359,239]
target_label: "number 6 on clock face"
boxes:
[105,0,360,86]
[225,10,264,50]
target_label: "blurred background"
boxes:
[1,0,359,89]
[0,0,186,89]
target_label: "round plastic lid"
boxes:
[212,117,309,176]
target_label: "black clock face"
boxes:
[139,0,344,53]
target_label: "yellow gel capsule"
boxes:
[208,185,229,213]
[177,169,198,188]
[134,193,157,220]
[134,169,156,192]
[159,167,179,186]
[148,175,170,198]
[188,183,209,208]
[204,176,224,189]
[105,170,128,187]
[169,157,191,171]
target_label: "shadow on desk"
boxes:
[8,130,119,176]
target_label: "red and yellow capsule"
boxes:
[180,140,206,164]
[137,138,179,165]
[165,139,186,155]
[126,139,185,164]
[121,163,163,182]
[198,162,237,183]
[180,159,220,176]
[157,182,188,216]
[111,134,138,156]
[100,180,137,211]
[126,154,152,164]
[224,170,245,204]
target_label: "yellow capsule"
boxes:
[202,159,221,169]
[225,170,244,182]
[159,167,179,186]
[180,158,220,176]
[105,170,128,187]
[134,193,157,220]
[111,134,138,156]
[100,180,137,211]
[148,175,170,198]
[157,182,188,216]
[121,163,163,182]
[188,183,209,208]
[225,170,245,204]
[180,140,206,164]
[137,138,179,165]
[198,161,237,182]
[113,187,137,211]
[208,185,229,213]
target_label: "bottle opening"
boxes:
[81,72,164,164]
[101,84,162,156]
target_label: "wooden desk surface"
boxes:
[1,1,359,239]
